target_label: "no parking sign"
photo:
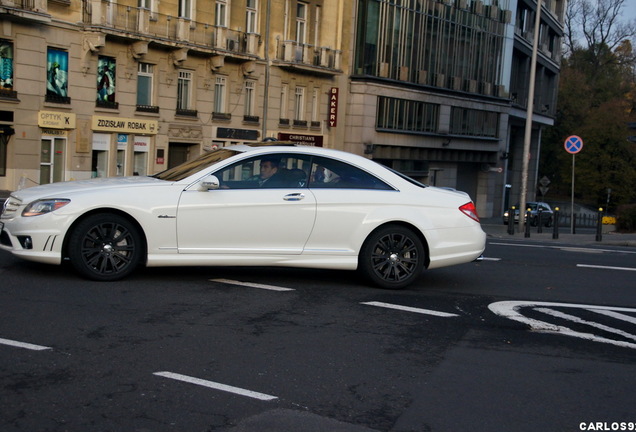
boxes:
[564,135,583,154]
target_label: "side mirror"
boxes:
[199,175,220,191]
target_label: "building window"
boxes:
[216,0,227,27]
[376,97,439,134]
[97,56,117,108]
[296,2,307,44]
[92,133,110,178]
[311,88,319,124]
[177,70,192,111]
[280,84,288,124]
[40,137,66,185]
[0,40,15,98]
[449,107,499,138]
[46,48,70,104]
[136,63,154,109]
[179,0,192,19]
[294,87,305,123]
[246,0,258,33]
[214,76,227,114]
[138,0,157,17]
[244,80,255,117]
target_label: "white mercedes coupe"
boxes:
[1,142,486,289]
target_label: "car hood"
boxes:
[9,176,167,203]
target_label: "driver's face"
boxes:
[260,161,278,179]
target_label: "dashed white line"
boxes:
[361,301,459,317]
[577,264,636,272]
[0,337,51,351]
[210,279,295,291]
[153,371,278,401]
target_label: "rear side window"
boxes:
[308,156,394,190]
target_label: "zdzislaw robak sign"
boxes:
[92,115,158,135]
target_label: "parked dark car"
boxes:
[503,202,554,227]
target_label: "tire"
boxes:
[359,225,425,290]
[68,213,143,281]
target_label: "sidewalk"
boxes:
[480,218,636,248]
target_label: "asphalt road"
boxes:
[1,236,635,432]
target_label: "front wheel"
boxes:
[68,213,143,281]
[359,226,425,290]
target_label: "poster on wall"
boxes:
[0,40,13,91]
[97,56,116,103]
[46,48,68,98]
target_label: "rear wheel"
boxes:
[68,213,143,281]
[359,225,425,289]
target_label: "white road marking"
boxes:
[591,309,636,325]
[154,372,278,401]
[489,241,636,254]
[577,264,636,272]
[489,301,636,350]
[361,301,459,317]
[0,337,51,351]
[534,307,636,342]
[210,279,295,292]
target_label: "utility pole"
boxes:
[519,0,542,233]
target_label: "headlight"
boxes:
[22,199,70,217]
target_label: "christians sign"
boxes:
[329,87,338,127]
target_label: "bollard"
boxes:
[572,213,576,235]
[537,207,543,234]
[524,208,531,238]
[596,207,603,242]
[553,207,559,239]
[508,206,515,235]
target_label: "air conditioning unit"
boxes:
[227,37,239,51]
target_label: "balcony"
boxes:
[275,40,341,76]
[0,0,50,22]
[82,1,258,58]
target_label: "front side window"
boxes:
[214,154,312,189]
[97,56,116,105]
[137,63,154,106]
[177,70,192,110]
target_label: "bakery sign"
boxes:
[329,87,338,127]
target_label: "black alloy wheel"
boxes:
[359,225,425,289]
[68,213,143,281]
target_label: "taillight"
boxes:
[459,202,480,222]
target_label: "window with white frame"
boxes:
[214,76,227,113]
[294,87,305,121]
[311,88,319,123]
[138,0,157,17]
[244,80,255,117]
[136,63,154,107]
[246,0,258,33]
[177,71,192,110]
[296,2,307,44]
[179,0,192,19]
[215,0,228,27]
[280,84,288,121]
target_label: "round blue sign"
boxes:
[564,135,583,154]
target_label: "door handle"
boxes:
[283,193,305,201]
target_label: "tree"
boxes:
[541,0,636,212]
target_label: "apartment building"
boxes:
[0,0,564,218]
[0,0,347,191]
[347,0,564,217]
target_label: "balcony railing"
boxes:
[0,0,47,14]
[83,1,258,56]
[276,40,341,71]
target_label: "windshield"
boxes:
[152,148,240,181]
